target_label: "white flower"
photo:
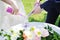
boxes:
[11,24,24,33]
[34,29,41,37]
[30,26,36,32]
[40,28,49,37]
[9,24,24,40]
[24,30,33,39]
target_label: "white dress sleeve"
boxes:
[0,0,8,27]
[1,0,27,27]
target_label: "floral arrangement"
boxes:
[0,25,60,40]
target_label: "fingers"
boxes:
[14,9,19,15]
[32,5,42,14]
[11,8,19,15]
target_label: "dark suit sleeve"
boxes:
[40,1,54,12]
[55,0,60,3]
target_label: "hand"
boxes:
[2,0,19,15]
[12,7,19,15]
[33,3,42,14]
[7,7,19,15]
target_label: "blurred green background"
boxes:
[22,0,60,26]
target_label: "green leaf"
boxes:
[0,32,2,36]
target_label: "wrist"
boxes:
[11,5,18,10]
[35,2,40,6]
[36,0,40,3]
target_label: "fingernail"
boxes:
[6,7,13,14]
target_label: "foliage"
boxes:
[17,30,24,40]
[41,25,60,40]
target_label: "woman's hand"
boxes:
[2,0,19,15]
[12,7,19,15]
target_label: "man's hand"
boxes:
[32,2,42,14]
